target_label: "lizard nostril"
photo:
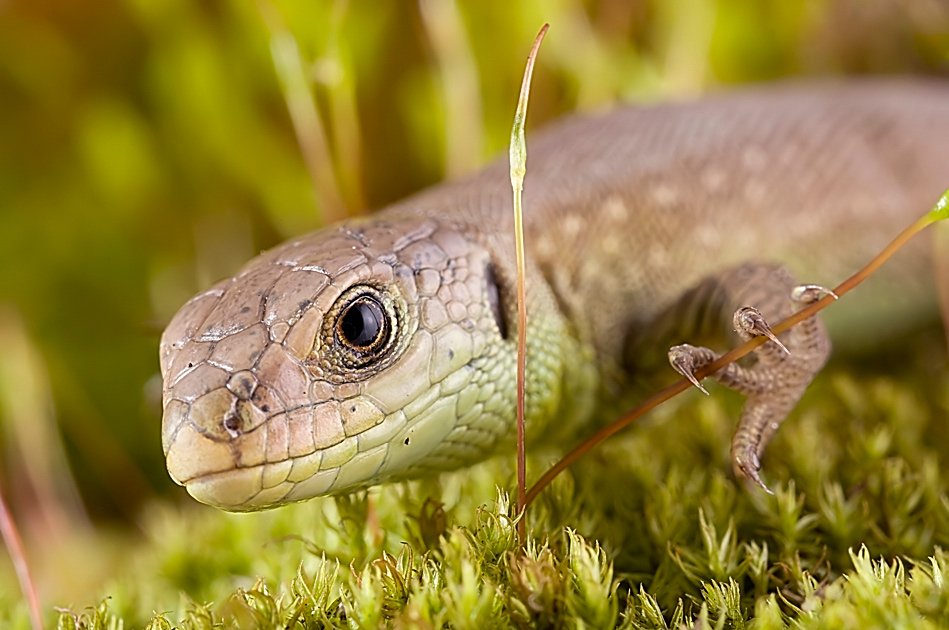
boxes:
[223,415,242,437]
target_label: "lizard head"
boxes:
[159,214,524,510]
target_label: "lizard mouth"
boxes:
[183,465,339,512]
[183,467,270,511]
[162,386,395,511]
[166,414,340,512]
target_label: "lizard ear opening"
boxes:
[486,263,508,340]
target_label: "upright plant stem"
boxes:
[510,24,549,540]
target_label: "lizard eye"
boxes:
[325,285,401,370]
[337,295,388,350]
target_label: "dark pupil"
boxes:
[340,298,385,348]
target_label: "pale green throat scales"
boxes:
[160,81,949,511]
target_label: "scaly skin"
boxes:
[160,81,949,511]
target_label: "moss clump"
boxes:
[27,349,949,628]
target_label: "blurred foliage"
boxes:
[0,0,948,625]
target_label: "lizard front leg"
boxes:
[629,264,832,491]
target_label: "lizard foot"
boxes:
[655,264,832,493]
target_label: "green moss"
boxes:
[16,357,946,628]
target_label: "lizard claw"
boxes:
[732,449,774,495]
[791,284,838,305]
[733,307,789,354]
[668,344,710,395]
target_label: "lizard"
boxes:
[159,80,949,511]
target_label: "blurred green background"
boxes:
[0,0,947,608]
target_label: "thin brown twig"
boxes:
[526,210,937,506]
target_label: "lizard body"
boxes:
[160,80,949,510]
